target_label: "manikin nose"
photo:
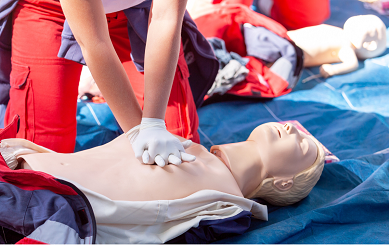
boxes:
[283,123,298,135]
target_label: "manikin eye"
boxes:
[274,126,281,138]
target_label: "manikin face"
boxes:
[247,122,318,180]
[343,15,387,59]
[211,122,318,195]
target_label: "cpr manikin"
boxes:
[1,122,325,242]
[286,15,387,78]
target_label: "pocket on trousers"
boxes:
[9,63,34,141]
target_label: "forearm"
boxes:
[60,0,142,132]
[320,46,359,77]
[142,0,188,119]
[328,62,358,76]
[330,47,359,75]
[82,43,142,131]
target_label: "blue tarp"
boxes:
[75,100,122,152]
[75,0,389,244]
[196,0,389,244]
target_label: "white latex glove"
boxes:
[126,118,196,167]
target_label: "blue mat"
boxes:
[75,0,389,244]
[196,0,389,244]
[75,100,122,152]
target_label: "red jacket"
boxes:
[191,3,303,100]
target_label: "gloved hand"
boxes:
[126,118,196,167]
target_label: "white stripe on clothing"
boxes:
[101,0,145,14]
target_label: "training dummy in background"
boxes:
[287,15,387,79]
[1,122,325,243]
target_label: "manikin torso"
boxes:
[287,25,349,67]
[20,135,243,201]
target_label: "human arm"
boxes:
[142,0,188,119]
[130,0,197,166]
[319,46,359,78]
[59,0,142,131]
[60,0,194,166]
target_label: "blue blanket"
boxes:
[75,0,389,244]
[195,0,389,244]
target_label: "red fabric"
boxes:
[213,0,252,6]
[5,0,199,153]
[0,115,77,195]
[0,113,19,141]
[229,56,291,98]
[16,238,47,244]
[271,0,330,30]
[5,0,82,153]
[193,3,292,99]
[194,4,288,57]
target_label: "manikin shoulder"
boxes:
[287,24,351,49]
[287,24,355,66]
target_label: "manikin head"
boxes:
[211,122,325,206]
[343,14,387,59]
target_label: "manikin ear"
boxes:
[273,178,294,191]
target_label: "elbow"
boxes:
[70,28,111,57]
[150,0,187,23]
[74,33,111,58]
[351,62,359,71]
[346,59,359,72]
[78,39,113,63]
[76,36,107,53]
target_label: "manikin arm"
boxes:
[320,46,359,78]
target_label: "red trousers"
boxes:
[5,0,199,153]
